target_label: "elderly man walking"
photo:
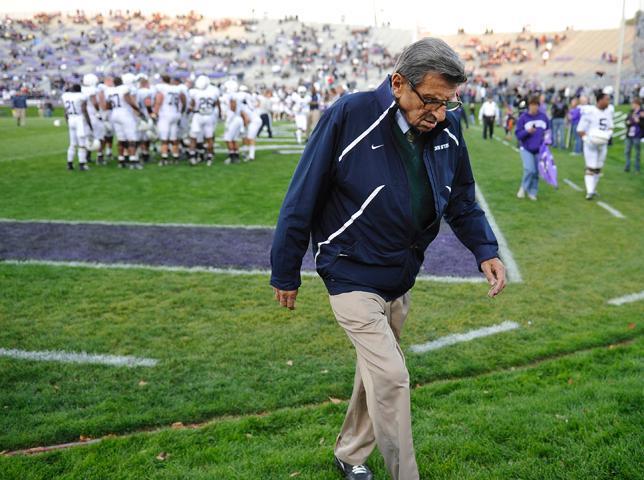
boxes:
[271,38,506,480]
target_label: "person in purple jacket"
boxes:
[567,97,583,155]
[624,97,642,173]
[515,96,551,200]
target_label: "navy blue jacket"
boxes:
[270,77,499,300]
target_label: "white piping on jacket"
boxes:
[443,128,460,146]
[338,101,396,162]
[314,185,386,262]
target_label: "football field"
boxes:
[0,114,641,479]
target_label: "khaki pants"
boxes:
[13,108,26,126]
[330,291,419,480]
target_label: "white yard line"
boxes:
[564,179,625,218]
[1,259,486,284]
[563,178,583,192]
[0,347,158,367]
[493,136,519,152]
[596,201,626,219]
[607,290,644,306]
[475,185,523,283]
[276,149,305,154]
[0,218,274,229]
[409,321,520,354]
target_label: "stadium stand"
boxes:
[1,10,639,103]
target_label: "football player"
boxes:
[62,83,93,171]
[103,74,145,169]
[221,80,243,164]
[136,74,156,163]
[81,73,106,165]
[291,85,311,144]
[152,75,186,166]
[237,85,262,162]
[577,91,614,200]
[188,75,221,166]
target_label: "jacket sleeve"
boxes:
[270,106,341,290]
[444,127,499,269]
[515,114,530,141]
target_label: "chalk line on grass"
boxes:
[410,321,520,354]
[563,179,625,218]
[596,201,626,219]
[0,217,274,229]
[607,290,644,306]
[0,348,158,368]
[563,178,583,192]
[475,185,523,283]
[1,259,485,284]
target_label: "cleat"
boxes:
[528,194,537,201]
[585,192,595,200]
[206,160,212,167]
[224,157,232,165]
[67,163,74,171]
[79,163,90,171]
[516,187,525,199]
[334,456,373,480]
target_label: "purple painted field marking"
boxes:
[0,219,484,281]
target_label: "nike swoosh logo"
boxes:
[371,144,384,150]
[446,186,452,192]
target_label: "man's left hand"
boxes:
[481,258,506,298]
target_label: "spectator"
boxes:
[550,96,568,148]
[11,87,28,126]
[567,97,583,155]
[624,97,642,173]
[515,95,551,201]
[479,94,499,139]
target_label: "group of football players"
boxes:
[61,73,321,171]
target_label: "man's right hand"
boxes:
[273,287,298,310]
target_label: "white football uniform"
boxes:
[178,83,190,140]
[105,84,138,142]
[97,83,114,137]
[291,92,311,131]
[62,91,89,146]
[237,92,262,140]
[156,83,183,141]
[137,87,155,120]
[189,85,220,140]
[81,85,104,140]
[222,93,244,142]
[578,106,614,169]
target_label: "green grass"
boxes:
[0,116,642,478]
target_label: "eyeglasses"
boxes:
[408,81,463,112]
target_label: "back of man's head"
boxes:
[393,38,467,86]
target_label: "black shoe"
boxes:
[79,163,90,171]
[67,162,74,171]
[334,456,373,480]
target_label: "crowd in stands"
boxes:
[458,29,568,70]
[0,10,402,104]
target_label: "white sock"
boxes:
[67,146,75,163]
[584,174,594,194]
[249,145,255,160]
[78,147,87,164]
[296,129,302,144]
[593,174,600,192]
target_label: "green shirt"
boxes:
[392,119,436,231]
